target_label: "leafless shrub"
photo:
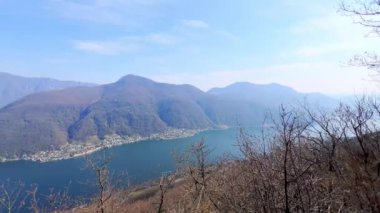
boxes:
[84,147,130,213]
[340,0,380,73]
[0,179,28,213]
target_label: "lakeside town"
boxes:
[0,128,211,163]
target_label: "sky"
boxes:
[0,0,379,95]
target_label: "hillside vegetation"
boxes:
[0,75,335,158]
[56,97,380,212]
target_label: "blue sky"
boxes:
[0,0,379,94]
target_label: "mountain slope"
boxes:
[208,82,338,108]
[0,86,103,156]
[0,72,95,108]
[0,76,337,158]
[0,75,265,157]
[67,75,214,142]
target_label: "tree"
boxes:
[155,172,175,213]
[340,0,380,72]
[86,149,113,213]
[0,180,27,213]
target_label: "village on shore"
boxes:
[0,128,212,163]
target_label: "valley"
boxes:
[0,74,336,161]
[1,0,379,211]
[2,128,207,163]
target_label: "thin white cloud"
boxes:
[181,19,209,29]
[145,33,179,45]
[293,42,361,57]
[73,41,125,55]
[287,12,380,59]
[49,0,122,24]
[73,33,178,54]
[49,0,166,25]
[289,13,373,40]
[290,15,345,35]
[179,19,239,42]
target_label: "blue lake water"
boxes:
[0,128,243,200]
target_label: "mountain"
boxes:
[0,75,267,157]
[0,76,339,158]
[208,82,338,108]
[0,72,95,108]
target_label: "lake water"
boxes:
[0,128,243,201]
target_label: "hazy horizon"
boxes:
[2,71,379,97]
[1,0,379,95]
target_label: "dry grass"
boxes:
[69,98,380,213]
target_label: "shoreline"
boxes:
[0,127,229,164]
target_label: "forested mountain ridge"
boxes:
[208,82,338,108]
[0,75,336,157]
[0,72,95,108]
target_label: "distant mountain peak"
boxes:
[117,74,155,84]
[0,72,95,108]
[229,82,253,87]
[229,82,292,89]
[209,82,296,94]
[0,72,13,76]
[207,81,337,109]
[0,74,339,158]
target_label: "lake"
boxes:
[0,128,244,201]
